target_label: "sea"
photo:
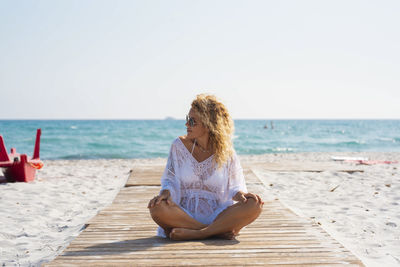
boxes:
[0,120,399,160]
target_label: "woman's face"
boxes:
[186,109,209,139]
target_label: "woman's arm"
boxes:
[159,141,181,204]
[229,152,263,204]
[228,151,248,201]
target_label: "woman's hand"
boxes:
[147,189,172,208]
[233,191,264,204]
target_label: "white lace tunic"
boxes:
[157,137,247,237]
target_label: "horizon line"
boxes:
[1,118,400,121]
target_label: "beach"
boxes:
[243,152,400,267]
[0,153,399,266]
[0,159,133,266]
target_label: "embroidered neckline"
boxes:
[177,138,214,164]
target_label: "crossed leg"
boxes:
[169,198,262,240]
[149,200,207,237]
[149,197,263,241]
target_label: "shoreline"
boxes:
[0,152,399,266]
[30,150,400,162]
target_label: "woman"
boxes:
[148,94,263,241]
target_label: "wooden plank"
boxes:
[243,162,363,173]
[45,259,364,267]
[125,165,164,186]
[44,165,365,266]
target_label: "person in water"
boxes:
[148,94,263,240]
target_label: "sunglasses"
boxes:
[186,115,197,127]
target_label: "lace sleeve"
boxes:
[160,143,180,203]
[228,151,247,200]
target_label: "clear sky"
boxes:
[1,0,399,119]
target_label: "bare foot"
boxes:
[169,228,205,241]
[215,230,236,240]
[163,228,172,238]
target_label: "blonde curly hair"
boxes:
[191,94,234,167]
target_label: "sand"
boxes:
[242,152,400,267]
[0,159,133,266]
[0,153,399,266]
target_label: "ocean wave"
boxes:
[55,150,168,160]
[56,153,130,160]
[236,147,296,155]
[272,147,295,152]
[377,137,396,143]
[320,140,366,147]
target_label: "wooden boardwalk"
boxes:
[45,165,364,266]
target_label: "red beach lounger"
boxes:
[0,129,43,182]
